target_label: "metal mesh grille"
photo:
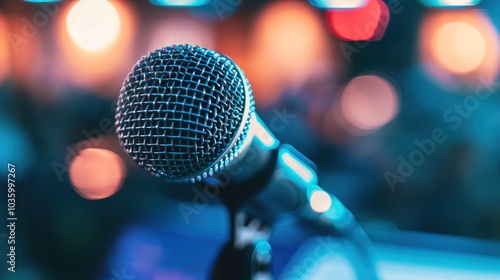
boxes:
[115,44,252,181]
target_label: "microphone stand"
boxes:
[210,210,273,280]
[210,146,280,280]
[208,119,378,279]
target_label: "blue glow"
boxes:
[150,0,210,7]
[376,245,500,280]
[418,0,481,7]
[281,234,500,280]
[254,116,279,149]
[279,238,360,280]
[0,117,32,177]
[23,0,60,2]
[324,195,350,224]
[254,240,272,264]
[306,184,322,201]
[309,0,368,9]
[280,149,317,184]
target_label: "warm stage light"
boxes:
[66,0,121,51]
[433,22,485,74]
[149,13,215,52]
[57,0,135,94]
[69,148,125,200]
[326,0,389,41]
[0,14,10,84]
[309,0,368,9]
[248,1,336,107]
[420,10,499,84]
[340,75,399,133]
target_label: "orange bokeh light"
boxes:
[326,0,389,41]
[5,9,39,88]
[420,10,499,84]
[56,0,135,95]
[433,22,485,74]
[149,12,215,51]
[69,148,125,200]
[0,14,10,84]
[247,1,337,107]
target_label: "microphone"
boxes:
[115,44,254,184]
[115,44,377,279]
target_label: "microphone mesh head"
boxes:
[115,44,254,182]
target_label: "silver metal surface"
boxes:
[115,44,255,183]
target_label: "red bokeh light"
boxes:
[326,0,390,41]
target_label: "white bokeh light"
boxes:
[66,0,121,51]
[310,190,332,213]
[441,0,476,5]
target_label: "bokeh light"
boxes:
[23,0,61,2]
[310,190,332,213]
[433,22,485,74]
[148,13,215,51]
[247,1,337,107]
[420,10,499,84]
[309,0,368,9]
[66,0,121,51]
[0,14,10,84]
[442,0,479,4]
[339,75,400,133]
[69,148,125,200]
[419,0,481,7]
[5,9,40,88]
[57,0,135,93]
[326,0,389,41]
[150,0,209,6]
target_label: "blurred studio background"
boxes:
[1,0,500,279]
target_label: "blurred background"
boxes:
[1,0,500,279]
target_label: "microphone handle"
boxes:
[213,116,378,278]
[243,143,378,279]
